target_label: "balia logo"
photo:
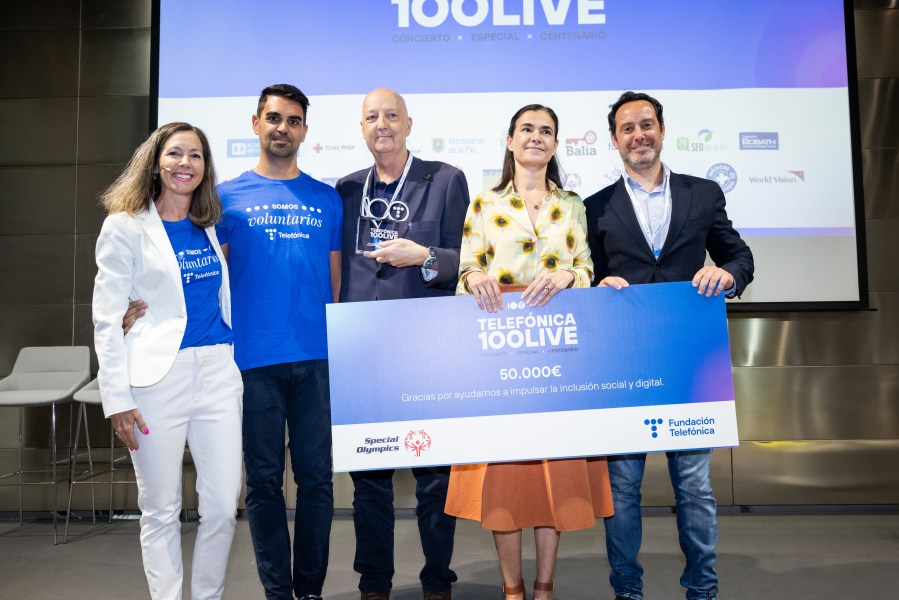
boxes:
[404,429,432,457]
[565,130,598,156]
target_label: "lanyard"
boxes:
[622,165,671,258]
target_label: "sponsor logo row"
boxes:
[226,130,779,159]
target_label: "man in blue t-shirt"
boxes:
[130,84,341,600]
[215,84,342,600]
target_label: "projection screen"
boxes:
[153,0,868,310]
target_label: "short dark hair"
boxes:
[493,104,564,193]
[257,84,310,121]
[607,91,664,134]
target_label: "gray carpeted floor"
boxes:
[2,509,898,599]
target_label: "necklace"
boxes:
[522,190,547,210]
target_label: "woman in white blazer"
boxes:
[93,122,243,600]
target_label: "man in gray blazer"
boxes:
[335,88,469,600]
[584,91,753,600]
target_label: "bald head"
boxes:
[361,88,413,164]
[363,88,408,118]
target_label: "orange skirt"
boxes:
[445,457,613,532]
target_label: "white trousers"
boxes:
[130,344,243,600]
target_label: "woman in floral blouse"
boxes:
[445,104,613,600]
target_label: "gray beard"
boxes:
[622,146,659,171]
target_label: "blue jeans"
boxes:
[351,467,457,594]
[604,451,718,600]
[242,360,334,600]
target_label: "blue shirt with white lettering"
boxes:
[216,170,343,370]
[161,218,233,350]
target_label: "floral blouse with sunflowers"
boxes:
[457,181,594,294]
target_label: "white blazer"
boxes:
[93,201,232,417]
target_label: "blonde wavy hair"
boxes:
[99,122,221,227]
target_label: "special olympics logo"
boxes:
[404,429,432,457]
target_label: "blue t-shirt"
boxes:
[161,218,233,350]
[216,170,343,370]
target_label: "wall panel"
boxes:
[76,164,123,234]
[854,10,899,78]
[857,78,899,149]
[0,305,75,375]
[732,441,899,505]
[0,235,74,306]
[735,365,899,440]
[729,292,899,367]
[866,220,899,292]
[77,96,150,164]
[0,98,78,166]
[75,234,98,305]
[0,166,76,236]
[1,1,81,31]
[863,149,899,219]
[0,30,79,98]
[82,0,153,29]
[80,28,151,96]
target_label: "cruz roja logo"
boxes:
[404,429,432,457]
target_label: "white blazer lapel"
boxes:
[205,226,232,327]
[136,201,183,291]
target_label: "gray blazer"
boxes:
[336,156,470,302]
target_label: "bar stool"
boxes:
[64,378,138,542]
[0,346,90,545]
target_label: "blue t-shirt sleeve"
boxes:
[330,189,343,252]
[215,221,229,246]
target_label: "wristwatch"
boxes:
[422,246,438,270]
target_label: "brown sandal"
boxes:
[533,580,553,597]
[503,579,526,599]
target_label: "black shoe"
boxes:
[361,593,389,600]
[424,592,451,600]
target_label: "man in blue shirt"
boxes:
[219,84,342,600]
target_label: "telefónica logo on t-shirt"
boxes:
[243,202,324,241]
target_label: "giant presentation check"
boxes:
[326,281,738,472]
